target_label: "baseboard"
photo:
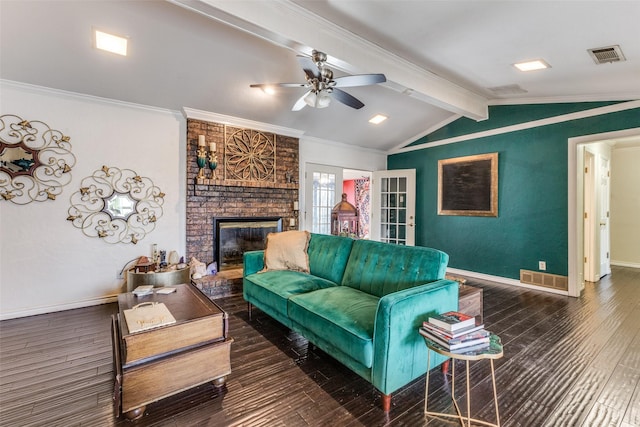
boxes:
[446,267,570,296]
[611,260,640,269]
[0,295,118,321]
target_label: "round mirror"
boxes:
[103,192,137,220]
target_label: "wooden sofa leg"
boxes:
[247,302,252,320]
[381,393,391,412]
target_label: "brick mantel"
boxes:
[185,119,299,265]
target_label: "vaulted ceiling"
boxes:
[2,1,639,152]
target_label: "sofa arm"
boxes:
[371,279,458,395]
[243,250,265,276]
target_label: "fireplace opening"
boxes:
[214,217,282,270]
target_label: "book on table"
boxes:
[419,327,490,351]
[123,302,176,333]
[422,320,485,339]
[428,311,476,332]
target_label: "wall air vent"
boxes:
[520,269,568,291]
[588,45,626,64]
[487,84,528,96]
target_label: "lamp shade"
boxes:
[317,92,331,108]
[304,91,331,108]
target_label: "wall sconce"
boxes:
[197,135,207,179]
[208,142,218,179]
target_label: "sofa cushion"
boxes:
[288,287,379,368]
[262,230,311,273]
[245,270,338,318]
[341,239,449,298]
[307,233,354,284]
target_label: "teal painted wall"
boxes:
[388,103,640,280]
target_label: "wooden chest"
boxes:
[458,284,484,324]
[112,284,232,419]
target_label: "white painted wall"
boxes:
[610,146,640,267]
[0,81,185,319]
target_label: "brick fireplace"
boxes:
[185,119,299,269]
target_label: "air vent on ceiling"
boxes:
[487,84,528,96]
[588,45,626,64]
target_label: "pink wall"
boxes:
[343,180,356,205]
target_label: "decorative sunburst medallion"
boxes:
[224,127,276,182]
[67,166,165,244]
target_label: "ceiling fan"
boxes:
[250,50,386,111]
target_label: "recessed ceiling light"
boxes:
[262,86,276,95]
[513,59,550,72]
[94,30,128,56]
[369,114,387,124]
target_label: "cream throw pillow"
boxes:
[261,230,311,273]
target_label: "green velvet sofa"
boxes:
[243,233,458,411]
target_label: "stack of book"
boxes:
[420,311,490,351]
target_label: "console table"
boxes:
[112,284,232,420]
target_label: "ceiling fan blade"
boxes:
[297,55,320,80]
[331,88,364,109]
[250,83,306,89]
[333,74,387,87]
[292,91,310,111]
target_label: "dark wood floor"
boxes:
[1,266,639,426]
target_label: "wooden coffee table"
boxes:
[112,283,232,419]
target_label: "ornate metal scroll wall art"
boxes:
[224,126,276,182]
[0,114,76,204]
[67,166,165,244]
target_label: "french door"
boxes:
[304,164,343,234]
[370,169,416,246]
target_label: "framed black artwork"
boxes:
[438,152,498,217]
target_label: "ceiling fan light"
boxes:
[317,92,331,108]
[303,91,318,107]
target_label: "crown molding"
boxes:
[489,93,640,106]
[0,79,180,117]
[392,100,640,154]
[390,113,462,153]
[182,107,305,138]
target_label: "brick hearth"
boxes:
[185,119,299,267]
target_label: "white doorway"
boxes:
[583,150,596,282]
[582,148,611,283]
[598,156,611,279]
[303,165,416,245]
[568,127,640,296]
